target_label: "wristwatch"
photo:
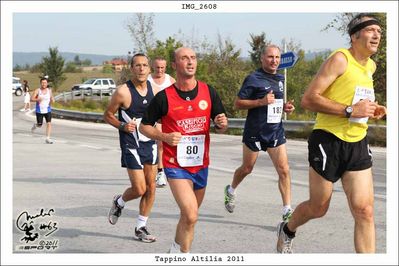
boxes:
[118,122,127,131]
[345,106,353,118]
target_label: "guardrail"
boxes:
[52,93,386,142]
[55,90,113,102]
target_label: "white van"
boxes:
[13,77,23,96]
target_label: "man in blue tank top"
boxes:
[224,44,296,222]
[104,53,160,243]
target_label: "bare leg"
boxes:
[287,167,333,231]
[231,144,258,189]
[267,144,291,206]
[46,122,52,139]
[341,168,375,253]
[123,169,147,202]
[168,178,205,252]
[138,164,157,216]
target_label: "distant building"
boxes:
[103,58,128,72]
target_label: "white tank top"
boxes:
[36,88,51,114]
[148,74,173,90]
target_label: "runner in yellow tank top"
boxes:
[314,48,377,142]
[276,13,386,254]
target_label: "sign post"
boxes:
[278,49,299,120]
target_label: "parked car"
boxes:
[71,78,116,96]
[13,77,23,96]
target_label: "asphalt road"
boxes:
[10,95,387,257]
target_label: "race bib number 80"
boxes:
[177,135,205,167]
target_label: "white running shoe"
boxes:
[276,221,294,253]
[45,138,54,144]
[156,171,167,187]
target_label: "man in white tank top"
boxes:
[31,77,55,144]
[148,57,176,187]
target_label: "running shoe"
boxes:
[276,221,294,253]
[224,185,236,213]
[282,208,293,222]
[134,226,156,243]
[167,241,181,253]
[156,171,167,187]
[45,138,54,144]
[108,195,123,225]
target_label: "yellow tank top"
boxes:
[314,48,376,142]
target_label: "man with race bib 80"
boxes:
[224,44,295,222]
[140,47,228,253]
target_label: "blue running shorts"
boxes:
[164,167,208,190]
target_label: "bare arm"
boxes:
[103,85,136,132]
[139,124,181,146]
[50,90,55,104]
[301,52,377,118]
[30,89,39,102]
[213,113,228,133]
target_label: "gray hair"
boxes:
[261,44,281,55]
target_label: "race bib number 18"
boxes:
[177,135,205,167]
[267,99,283,123]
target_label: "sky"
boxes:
[13,12,349,57]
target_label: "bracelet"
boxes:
[118,122,127,131]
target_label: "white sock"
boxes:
[117,196,125,207]
[168,240,182,253]
[136,215,148,229]
[282,205,292,215]
[228,185,236,195]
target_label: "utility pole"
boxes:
[283,40,287,121]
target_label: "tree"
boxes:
[248,32,271,68]
[81,59,92,66]
[125,13,155,53]
[280,38,302,54]
[40,47,66,91]
[64,62,82,73]
[13,64,22,72]
[323,13,386,105]
[147,37,183,76]
[29,63,42,73]
[74,55,81,65]
[196,35,252,118]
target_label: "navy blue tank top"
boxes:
[118,80,155,149]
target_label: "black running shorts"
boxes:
[308,129,373,183]
[36,112,52,125]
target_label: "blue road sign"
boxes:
[278,51,299,70]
